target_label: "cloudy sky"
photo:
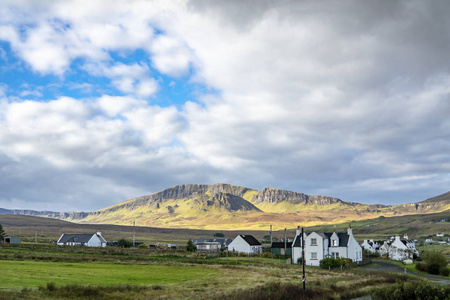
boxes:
[0,0,449,212]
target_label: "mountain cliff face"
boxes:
[252,187,345,205]
[1,184,449,230]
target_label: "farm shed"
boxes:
[271,241,292,256]
[3,236,21,244]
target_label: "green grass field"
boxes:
[0,260,220,289]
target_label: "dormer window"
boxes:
[332,239,338,246]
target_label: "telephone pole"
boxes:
[133,221,136,248]
[302,227,305,291]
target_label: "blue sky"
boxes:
[0,0,450,211]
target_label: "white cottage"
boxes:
[196,242,221,251]
[361,239,382,253]
[388,234,419,261]
[292,226,363,266]
[57,232,107,247]
[228,235,262,254]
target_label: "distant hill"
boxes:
[1,184,449,230]
[420,191,450,204]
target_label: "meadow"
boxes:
[0,214,449,299]
[0,243,449,299]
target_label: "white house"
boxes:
[387,234,419,261]
[228,235,262,254]
[361,239,382,253]
[196,242,221,251]
[193,238,232,249]
[292,226,363,266]
[57,232,107,247]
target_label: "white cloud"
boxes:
[1,1,450,211]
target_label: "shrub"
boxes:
[372,279,450,300]
[117,239,133,248]
[422,251,447,275]
[261,251,274,258]
[340,258,352,267]
[319,257,341,269]
[439,267,449,277]
[427,263,441,275]
[137,244,147,249]
[415,262,427,272]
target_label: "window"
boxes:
[332,252,338,258]
[332,240,338,246]
[311,252,317,259]
[311,238,317,245]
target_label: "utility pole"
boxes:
[133,221,136,248]
[302,227,305,291]
[270,225,273,263]
[284,228,287,258]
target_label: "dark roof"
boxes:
[240,235,261,246]
[58,233,105,244]
[336,232,349,247]
[271,242,292,248]
[193,238,232,247]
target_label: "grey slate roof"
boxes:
[292,231,350,248]
[193,238,232,248]
[58,233,106,244]
[271,242,292,248]
[336,232,349,247]
[240,234,261,246]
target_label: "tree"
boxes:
[186,238,196,252]
[0,224,5,241]
[117,239,133,248]
[423,251,447,275]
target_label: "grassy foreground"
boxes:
[1,243,449,299]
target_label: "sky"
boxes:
[0,0,450,212]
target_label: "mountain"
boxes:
[1,184,449,230]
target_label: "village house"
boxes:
[57,232,107,247]
[368,234,419,261]
[361,239,383,253]
[228,235,262,254]
[387,234,419,261]
[292,226,363,266]
[196,241,221,251]
[192,238,232,250]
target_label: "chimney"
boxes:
[296,226,301,236]
[403,234,408,240]
[97,232,102,236]
[395,235,400,241]
[347,224,352,236]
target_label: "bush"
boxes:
[117,239,133,248]
[422,251,447,276]
[415,262,427,272]
[137,244,147,249]
[372,279,450,300]
[439,267,449,277]
[427,263,441,275]
[319,257,341,269]
[340,258,352,267]
[261,251,274,258]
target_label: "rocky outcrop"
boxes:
[252,188,346,205]
[208,193,261,212]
